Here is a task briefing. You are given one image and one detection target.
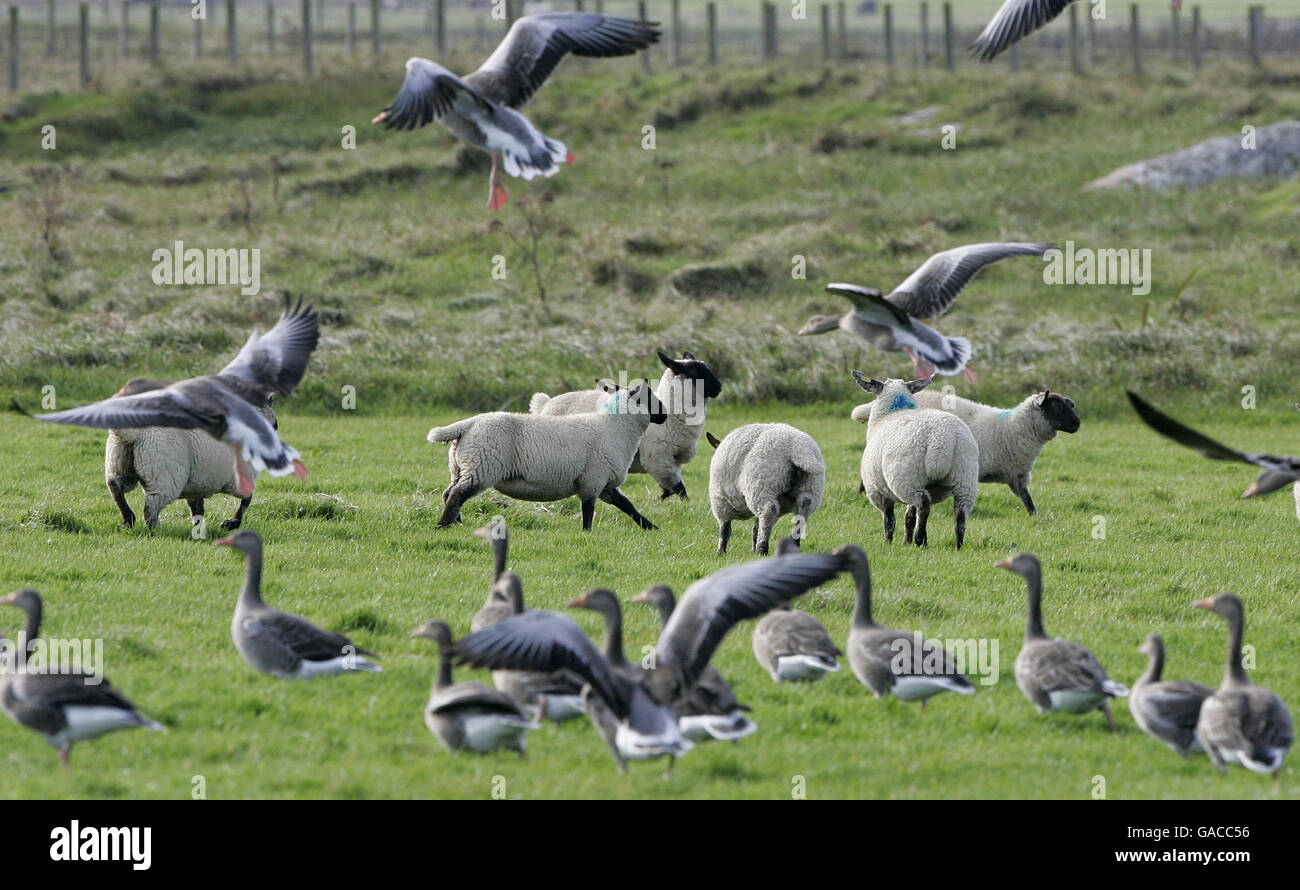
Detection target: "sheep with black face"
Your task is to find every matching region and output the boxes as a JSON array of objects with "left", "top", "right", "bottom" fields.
[{"left": 428, "top": 380, "right": 667, "bottom": 531}]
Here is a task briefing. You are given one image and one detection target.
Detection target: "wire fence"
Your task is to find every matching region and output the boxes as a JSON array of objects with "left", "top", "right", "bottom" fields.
[{"left": 3, "top": 1, "right": 1298, "bottom": 94}]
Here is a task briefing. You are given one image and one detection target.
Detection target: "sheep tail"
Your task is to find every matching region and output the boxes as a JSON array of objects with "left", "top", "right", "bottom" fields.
[
  {"left": 427, "top": 418, "right": 476, "bottom": 444},
  {"left": 789, "top": 438, "right": 824, "bottom": 477},
  {"left": 528, "top": 392, "right": 551, "bottom": 415}
]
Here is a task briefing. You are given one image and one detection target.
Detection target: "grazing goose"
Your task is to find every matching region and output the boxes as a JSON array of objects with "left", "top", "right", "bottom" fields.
[
  {"left": 1, "top": 590, "right": 164, "bottom": 765},
  {"left": 752, "top": 536, "right": 842, "bottom": 683},
  {"left": 801, "top": 242, "right": 1051, "bottom": 382},
  {"left": 30, "top": 298, "right": 319, "bottom": 498},
  {"left": 1127, "top": 391, "right": 1300, "bottom": 524},
  {"left": 841, "top": 547, "right": 974, "bottom": 707},
  {"left": 452, "top": 550, "right": 849, "bottom": 774},
  {"left": 996, "top": 553, "right": 1128, "bottom": 730},
  {"left": 1194, "top": 594, "right": 1293, "bottom": 776},
  {"left": 970, "top": 0, "right": 1077, "bottom": 62},
  {"left": 633, "top": 585, "right": 758, "bottom": 743},
  {"left": 410, "top": 620, "right": 538, "bottom": 756},
  {"left": 373, "top": 13, "right": 660, "bottom": 210},
  {"left": 1130, "top": 633, "right": 1212, "bottom": 759},
  {"left": 217, "top": 530, "right": 382, "bottom": 679}
]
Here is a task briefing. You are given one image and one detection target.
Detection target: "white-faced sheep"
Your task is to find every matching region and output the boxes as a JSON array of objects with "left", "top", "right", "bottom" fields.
[
  {"left": 428, "top": 381, "right": 667, "bottom": 531},
  {"left": 705, "top": 423, "right": 825, "bottom": 555},
  {"left": 104, "top": 377, "right": 275, "bottom": 531},
  {"left": 853, "top": 372, "right": 978, "bottom": 549},
  {"left": 852, "top": 388, "right": 1079, "bottom": 514},
  {"left": 528, "top": 351, "right": 723, "bottom": 500}
]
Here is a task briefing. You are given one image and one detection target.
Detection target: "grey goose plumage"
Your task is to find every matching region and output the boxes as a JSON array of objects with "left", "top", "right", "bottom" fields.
[
  {"left": 752, "top": 535, "right": 842, "bottom": 683},
  {"left": 373, "top": 13, "right": 660, "bottom": 209},
  {"left": 841, "top": 546, "right": 974, "bottom": 706},
  {"left": 1, "top": 589, "right": 163, "bottom": 765},
  {"left": 970, "top": 0, "right": 1077, "bottom": 62},
  {"left": 997, "top": 553, "right": 1127, "bottom": 729},
  {"left": 218, "top": 530, "right": 382, "bottom": 679},
  {"left": 410, "top": 620, "right": 538, "bottom": 755},
  {"left": 1130, "top": 633, "right": 1212, "bottom": 759},
  {"left": 633, "top": 585, "right": 757, "bottom": 743},
  {"left": 452, "top": 550, "right": 849, "bottom": 773},
  {"left": 31, "top": 297, "right": 320, "bottom": 498},
  {"left": 1194, "top": 594, "right": 1293, "bottom": 776}
]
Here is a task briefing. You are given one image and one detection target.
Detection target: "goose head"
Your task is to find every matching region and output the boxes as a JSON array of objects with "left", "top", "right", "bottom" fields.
[
  {"left": 568, "top": 588, "right": 621, "bottom": 620},
  {"left": 410, "top": 620, "right": 454, "bottom": 647},
  {"left": 797, "top": 314, "right": 841, "bottom": 336},
  {"left": 1194, "top": 593, "right": 1243, "bottom": 622},
  {"left": 215, "top": 528, "right": 263, "bottom": 556},
  {"left": 0, "top": 588, "right": 41, "bottom": 614},
  {"left": 993, "top": 552, "right": 1040, "bottom": 578},
  {"left": 632, "top": 584, "right": 676, "bottom": 625},
  {"left": 1138, "top": 633, "right": 1163, "bottom": 660}
]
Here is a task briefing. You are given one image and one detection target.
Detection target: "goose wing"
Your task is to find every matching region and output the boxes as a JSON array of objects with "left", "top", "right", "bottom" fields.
[
  {"left": 970, "top": 0, "right": 1076, "bottom": 62},
  {"left": 887, "top": 242, "right": 1052, "bottom": 319},
  {"left": 452, "top": 610, "right": 630, "bottom": 718},
  {"left": 218, "top": 297, "right": 321, "bottom": 396},
  {"left": 1023, "top": 639, "right": 1110, "bottom": 693},
  {"left": 1142, "top": 681, "right": 1213, "bottom": 729},
  {"left": 1127, "top": 391, "right": 1300, "bottom": 480},
  {"left": 655, "top": 552, "right": 847, "bottom": 695},
  {"left": 32, "top": 383, "right": 217, "bottom": 432},
  {"left": 825, "top": 283, "right": 912, "bottom": 327},
  {"left": 244, "top": 609, "right": 371, "bottom": 663},
  {"left": 375, "top": 57, "right": 495, "bottom": 131},
  {"left": 428, "top": 682, "right": 527, "bottom": 717},
  {"left": 468, "top": 13, "right": 661, "bottom": 108}
]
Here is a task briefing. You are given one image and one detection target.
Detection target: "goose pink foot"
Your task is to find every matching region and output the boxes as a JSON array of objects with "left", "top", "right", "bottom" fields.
[
  {"left": 961, "top": 366, "right": 978, "bottom": 383},
  {"left": 487, "top": 152, "right": 508, "bottom": 210}
]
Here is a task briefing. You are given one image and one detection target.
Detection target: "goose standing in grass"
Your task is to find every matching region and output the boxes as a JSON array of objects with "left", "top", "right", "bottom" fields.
[
  {"left": 0, "top": 590, "right": 163, "bottom": 765},
  {"left": 751, "top": 537, "right": 842, "bottom": 683},
  {"left": 1130, "top": 634, "right": 1212, "bottom": 759},
  {"left": 800, "top": 242, "right": 1051, "bottom": 381},
  {"left": 1194, "top": 594, "right": 1293, "bottom": 776},
  {"left": 970, "top": 0, "right": 1078, "bottom": 62},
  {"left": 29, "top": 297, "right": 320, "bottom": 498},
  {"left": 841, "top": 546, "right": 974, "bottom": 707},
  {"left": 996, "top": 553, "right": 1128, "bottom": 730},
  {"left": 470, "top": 518, "right": 521, "bottom": 632},
  {"left": 217, "top": 530, "right": 382, "bottom": 679},
  {"left": 373, "top": 13, "right": 660, "bottom": 210},
  {"left": 453, "top": 550, "right": 849, "bottom": 775},
  {"left": 410, "top": 620, "right": 538, "bottom": 756},
  {"left": 632, "top": 585, "right": 757, "bottom": 743},
  {"left": 1127, "top": 391, "right": 1300, "bottom": 525}
]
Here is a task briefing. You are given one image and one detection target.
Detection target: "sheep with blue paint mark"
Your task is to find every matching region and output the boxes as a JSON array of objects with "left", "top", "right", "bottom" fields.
[
  {"left": 851, "top": 387, "right": 1079, "bottom": 514},
  {"left": 853, "top": 372, "right": 978, "bottom": 549}
]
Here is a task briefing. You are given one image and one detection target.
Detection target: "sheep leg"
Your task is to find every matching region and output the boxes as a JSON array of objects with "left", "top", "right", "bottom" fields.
[
  {"left": 580, "top": 498, "right": 596, "bottom": 531},
  {"left": 143, "top": 491, "right": 172, "bottom": 531},
  {"left": 437, "top": 479, "right": 482, "bottom": 527},
  {"left": 106, "top": 478, "right": 136, "bottom": 529},
  {"left": 904, "top": 505, "right": 916, "bottom": 544},
  {"left": 221, "top": 496, "right": 253, "bottom": 531},
  {"left": 753, "top": 502, "right": 778, "bottom": 555},
  {"left": 954, "top": 499, "right": 972, "bottom": 550},
  {"left": 186, "top": 498, "right": 207, "bottom": 538},
  {"left": 599, "top": 488, "right": 657, "bottom": 531},
  {"left": 1010, "top": 478, "right": 1036, "bottom": 515},
  {"left": 881, "top": 499, "right": 896, "bottom": 543},
  {"left": 716, "top": 520, "right": 732, "bottom": 555},
  {"left": 858, "top": 479, "right": 865, "bottom": 494},
  {"left": 913, "top": 492, "right": 931, "bottom": 547}
]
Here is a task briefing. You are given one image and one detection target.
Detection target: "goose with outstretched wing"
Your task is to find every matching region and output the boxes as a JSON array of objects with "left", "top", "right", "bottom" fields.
[
  {"left": 29, "top": 297, "right": 319, "bottom": 497},
  {"left": 970, "top": 0, "right": 1078, "bottom": 62},
  {"left": 373, "top": 13, "right": 660, "bottom": 210},
  {"left": 802, "top": 242, "right": 1051, "bottom": 382}
]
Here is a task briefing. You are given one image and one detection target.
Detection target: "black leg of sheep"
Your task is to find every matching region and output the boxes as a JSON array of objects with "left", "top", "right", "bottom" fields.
[
  {"left": 106, "top": 477, "right": 136, "bottom": 529},
  {"left": 599, "top": 488, "right": 657, "bottom": 531}
]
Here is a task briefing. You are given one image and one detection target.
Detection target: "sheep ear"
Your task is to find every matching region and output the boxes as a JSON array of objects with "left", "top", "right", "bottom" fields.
[
  {"left": 851, "top": 371, "right": 883, "bottom": 394},
  {"left": 1038, "top": 390, "right": 1050, "bottom": 406},
  {"left": 682, "top": 351, "right": 696, "bottom": 361},
  {"left": 658, "top": 351, "right": 686, "bottom": 374},
  {"left": 906, "top": 376, "right": 935, "bottom": 394},
  {"left": 706, "top": 432, "right": 721, "bottom": 448}
]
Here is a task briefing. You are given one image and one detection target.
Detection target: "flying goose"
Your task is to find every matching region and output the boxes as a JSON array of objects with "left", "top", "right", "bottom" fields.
[
  {"left": 751, "top": 536, "right": 842, "bottom": 682},
  {"left": 1194, "top": 594, "right": 1293, "bottom": 776},
  {"left": 970, "top": 0, "right": 1077, "bottom": 62},
  {"left": 1, "top": 590, "right": 164, "bottom": 765},
  {"left": 452, "top": 550, "right": 849, "bottom": 774},
  {"left": 841, "top": 546, "right": 974, "bottom": 707},
  {"left": 373, "top": 13, "right": 660, "bottom": 210},
  {"left": 996, "top": 553, "right": 1128, "bottom": 730},
  {"left": 632, "top": 585, "right": 757, "bottom": 743},
  {"left": 217, "top": 530, "right": 382, "bottom": 679},
  {"left": 801, "top": 242, "right": 1051, "bottom": 382},
  {"left": 1127, "top": 391, "right": 1300, "bottom": 523},
  {"left": 31, "top": 297, "right": 320, "bottom": 498},
  {"left": 410, "top": 620, "right": 538, "bottom": 756},
  {"left": 1130, "top": 633, "right": 1212, "bottom": 759}
]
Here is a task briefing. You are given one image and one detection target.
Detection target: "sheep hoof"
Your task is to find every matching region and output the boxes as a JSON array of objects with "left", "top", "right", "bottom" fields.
[{"left": 219, "top": 518, "right": 242, "bottom": 531}]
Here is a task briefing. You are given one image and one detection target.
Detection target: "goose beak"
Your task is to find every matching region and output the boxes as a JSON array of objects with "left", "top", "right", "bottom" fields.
[
  {"left": 409, "top": 627, "right": 428, "bottom": 639},
  {"left": 993, "top": 558, "right": 1012, "bottom": 570},
  {"left": 214, "top": 535, "right": 236, "bottom": 547},
  {"left": 567, "top": 594, "right": 589, "bottom": 608},
  {"left": 1193, "top": 598, "right": 1215, "bottom": 610},
  {"left": 631, "top": 591, "right": 650, "bottom": 604},
  {"left": 0, "top": 593, "right": 15, "bottom": 605},
  {"left": 473, "top": 524, "right": 492, "bottom": 540},
  {"left": 1242, "top": 482, "right": 1259, "bottom": 498}
]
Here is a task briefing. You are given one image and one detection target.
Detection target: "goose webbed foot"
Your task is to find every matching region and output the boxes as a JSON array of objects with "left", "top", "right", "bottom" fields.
[
  {"left": 961, "top": 365, "right": 978, "bottom": 383},
  {"left": 487, "top": 152, "right": 508, "bottom": 210}
]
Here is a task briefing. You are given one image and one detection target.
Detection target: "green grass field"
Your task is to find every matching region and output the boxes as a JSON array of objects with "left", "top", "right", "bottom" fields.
[{"left": 1, "top": 48, "right": 1298, "bottom": 798}]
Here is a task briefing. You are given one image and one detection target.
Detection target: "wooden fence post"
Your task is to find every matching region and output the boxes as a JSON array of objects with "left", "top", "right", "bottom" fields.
[
  {"left": 639, "top": 1, "right": 650, "bottom": 72},
  {"left": 1248, "top": 6, "right": 1261, "bottom": 68},
  {"left": 267, "top": 2, "right": 275, "bottom": 54},
  {"left": 149, "top": 1, "right": 159, "bottom": 65},
  {"left": 820, "top": 4, "right": 830, "bottom": 60},
  {"left": 228, "top": 0, "right": 238, "bottom": 63},
  {"left": 120, "top": 0, "right": 129, "bottom": 58},
  {"left": 1069, "top": 2, "right": 1080, "bottom": 73},
  {"left": 1191, "top": 6, "right": 1202, "bottom": 71},
  {"left": 435, "top": 0, "right": 445, "bottom": 53},
  {"left": 1087, "top": 5, "right": 1096, "bottom": 66},
  {"left": 1130, "top": 3, "right": 1141, "bottom": 77},
  {"left": 670, "top": 0, "right": 681, "bottom": 66},
  {"left": 884, "top": 3, "right": 894, "bottom": 69},
  {"left": 371, "top": 0, "right": 380, "bottom": 58},
  {"left": 836, "top": 0, "right": 846, "bottom": 59},
  {"left": 46, "top": 0, "right": 55, "bottom": 57},
  {"left": 302, "top": 0, "right": 312, "bottom": 76},
  {"left": 707, "top": 1, "right": 717, "bottom": 65},
  {"left": 919, "top": 1, "right": 929, "bottom": 66},
  {"left": 1171, "top": 5, "right": 1180, "bottom": 64},
  {"left": 347, "top": 2, "right": 356, "bottom": 54},
  {"left": 195, "top": 7, "right": 203, "bottom": 57},
  {"left": 942, "top": 2, "right": 953, "bottom": 71},
  {"left": 9, "top": 7, "right": 18, "bottom": 92},
  {"left": 79, "top": 3, "right": 89, "bottom": 89}
]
